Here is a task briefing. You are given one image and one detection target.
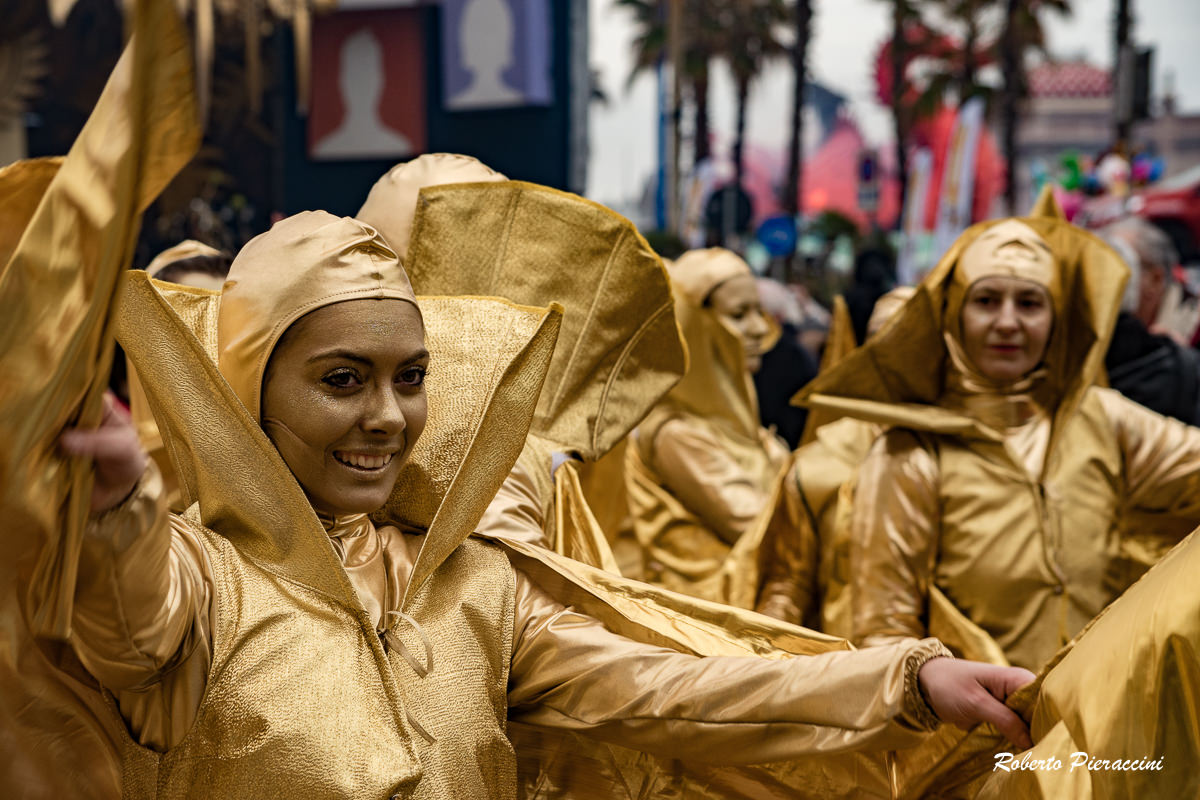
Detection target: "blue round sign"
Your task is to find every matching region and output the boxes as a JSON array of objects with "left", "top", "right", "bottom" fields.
[{"left": 756, "top": 215, "right": 799, "bottom": 257}]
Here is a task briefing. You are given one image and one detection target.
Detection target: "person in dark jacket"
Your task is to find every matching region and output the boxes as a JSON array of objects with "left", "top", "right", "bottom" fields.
[{"left": 1103, "top": 220, "right": 1200, "bottom": 425}]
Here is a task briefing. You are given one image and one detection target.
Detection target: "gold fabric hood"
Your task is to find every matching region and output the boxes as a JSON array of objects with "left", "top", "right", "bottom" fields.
[
  {"left": 119, "top": 270, "right": 559, "bottom": 608},
  {"left": 216, "top": 211, "right": 418, "bottom": 421},
  {"left": 356, "top": 153, "right": 507, "bottom": 263},
  {"left": 400, "top": 180, "right": 687, "bottom": 462},
  {"left": 795, "top": 188, "right": 1128, "bottom": 446},
  {"left": 657, "top": 248, "right": 764, "bottom": 443}
]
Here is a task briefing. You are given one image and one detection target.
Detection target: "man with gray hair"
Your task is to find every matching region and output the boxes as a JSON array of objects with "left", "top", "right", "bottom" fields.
[{"left": 1104, "top": 218, "right": 1200, "bottom": 424}]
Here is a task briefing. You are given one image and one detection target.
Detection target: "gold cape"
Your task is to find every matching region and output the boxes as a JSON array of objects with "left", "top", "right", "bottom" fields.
[
  {"left": 395, "top": 178, "right": 687, "bottom": 575},
  {"left": 628, "top": 249, "right": 789, "bottom": 605},
  {"left": 0, "top": 0, "right": 198, "bottom": 795}
]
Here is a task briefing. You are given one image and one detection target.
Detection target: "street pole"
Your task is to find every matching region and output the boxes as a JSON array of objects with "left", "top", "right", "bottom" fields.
[
  {"left": 1114, "top": 0, "right": 1133, "bottom": 151},
  {"left": 667, "top": 0, "right": 684, "bottom": 233}
]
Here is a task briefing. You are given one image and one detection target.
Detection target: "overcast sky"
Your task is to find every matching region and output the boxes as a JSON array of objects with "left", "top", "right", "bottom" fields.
[{"left": 586, "top": 0, "right": 1200, "bottom": 207}]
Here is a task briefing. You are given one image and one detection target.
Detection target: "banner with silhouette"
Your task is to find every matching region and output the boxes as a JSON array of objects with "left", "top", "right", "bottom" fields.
[
  {"left": 308, "top": 9, "right": 426, "bottom": 160},
  {"left": 441, "top": 0, "right": 552, "bottom": 111}
]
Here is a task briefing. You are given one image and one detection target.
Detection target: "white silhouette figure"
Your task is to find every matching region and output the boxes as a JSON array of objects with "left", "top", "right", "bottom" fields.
[
  {"left": 314, "top": 27, "right": 413, "bottom": 159},
  {"left": 448, "top": 0, "right": 524, "bottom": 109}
]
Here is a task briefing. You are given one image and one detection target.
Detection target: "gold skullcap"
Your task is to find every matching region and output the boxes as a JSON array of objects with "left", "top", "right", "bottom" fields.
[
  {"left": 954, "top": 219, "right": 1059, "bottom": 296},
  {"left": 867, "top": 286, "right": 916, "bottom": 338},
  {"left": 217, "top": 210, "right": 417, "bottom": 421},
  {"left": 670, "top": 248, "right": 753, "bottom": 307},
  {"left": 357, "top": 153, "right": 507, "bottom": 262},
  {"left": 145, "top": 239, "right": 224, "bottom": 278}
]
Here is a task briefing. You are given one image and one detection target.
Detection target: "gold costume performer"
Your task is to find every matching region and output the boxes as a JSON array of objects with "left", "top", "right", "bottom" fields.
[
  {"left": 799, "top": 198, "right": 1200, "bottom": 672},
  {"left": 357, "top": 156, "right": 685, "bottom": 574},
  {"left": 627, "top": 248, "right": 790, "bottom": 605},
  {"left": 757, "top": 287, "right": 915, "bottom": 634}
]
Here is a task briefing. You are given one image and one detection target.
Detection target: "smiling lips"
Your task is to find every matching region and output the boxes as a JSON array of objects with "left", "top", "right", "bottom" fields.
[{"left": 333, "top": 451, "right": 396, "bottom": 471}]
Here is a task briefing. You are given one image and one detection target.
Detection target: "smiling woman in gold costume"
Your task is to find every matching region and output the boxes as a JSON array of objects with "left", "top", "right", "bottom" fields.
[
  {"left": 627, "top": 248, "right": 790, "bottom": 604},
  {"left": 800, "top": 202, "right": 1200, "bottom": 672}
]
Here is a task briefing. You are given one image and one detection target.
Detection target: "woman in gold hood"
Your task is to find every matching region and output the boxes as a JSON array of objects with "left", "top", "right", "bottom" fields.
[
  {"left": 627, "top": 247, "right": 790, "bottom": 604},
  {"left": 800, "top": 206, "right": 1200, "bottom": 672},
  {"left": 40, "top": 206, "right": 1048, "bottom": 797}
]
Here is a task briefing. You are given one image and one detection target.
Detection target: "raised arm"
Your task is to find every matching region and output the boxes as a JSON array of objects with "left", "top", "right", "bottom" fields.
[{"left": 60, "top": 394, "right": 212, "bottom": 749}]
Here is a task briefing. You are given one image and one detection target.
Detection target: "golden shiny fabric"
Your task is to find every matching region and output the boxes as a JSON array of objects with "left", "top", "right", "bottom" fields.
[
  {"left": 106, "top": 247, "right": 956, "bottom": 799},
  {"left": 758, "top": 288, "right": 911, "bottom": 631},
  {"left": 629, "top": 250, "right": 788, "bottom": 604},
  {"left": 799, "top": 295, "right": 856, "bottom": 446},
  {"left": 756, "top": 417, "right": 881, "bottom": 634},
  {"left": 144, "top": 240, "right": 223, "bottom": 278},
  {"left": 798, "top": 199, "right": 1200, "bottom": 673},
  {"left": 977, "top": 527, "right": 1200, "bottom": 799},
  {"left": 356, "top": 153, "right": 507, "bottom": 263},
  {"left": 0, "top": 1, "right": 197, "bottom": 796},
  {"left": 129, "top": 240, "right": 227, "bottom": 511},
  {"left": 400, "top": 180, "right": 687, "bottom": 463}
]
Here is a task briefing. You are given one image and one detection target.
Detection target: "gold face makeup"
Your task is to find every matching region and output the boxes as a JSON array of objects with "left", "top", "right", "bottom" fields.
[
  {"left": 708, "top": 274, "right": 771, "bottom": 373},
  {"left": 261, "top": 298, "right": 429, "bottom": 517}
]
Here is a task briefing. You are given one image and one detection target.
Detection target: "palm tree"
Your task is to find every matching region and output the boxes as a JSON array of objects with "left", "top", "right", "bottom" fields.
[
  {"left": 878, "top": 0, "right": 924, "bottom": 224},
  {"left": 998, "top": 0, "right": 1070, "bottom": 213},
  {"left": 617, "top": 0, "right": 724, "bottom": 171},
  {"left": 718, "top": 0, "right": 790, "bottom": 191}
]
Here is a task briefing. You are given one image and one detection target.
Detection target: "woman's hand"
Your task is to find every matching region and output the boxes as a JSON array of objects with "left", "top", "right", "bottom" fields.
[
  {"left": 59, "top": 392, "right": 148, "bottom": 515},
  {"left": 918, "top": 656, "right": 1035, "bottom": 750}
]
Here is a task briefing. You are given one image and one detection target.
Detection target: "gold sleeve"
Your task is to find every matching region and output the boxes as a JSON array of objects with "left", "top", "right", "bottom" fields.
[
  {"left": 69, "top": 463, "right": 213, "bottom": 751},
  {"left": 754, "top": 461, "right": 819, "bottom": 626},
  {"left": 849, "top": 430, "right": 939, "bottom": 648},
  {"left": 507, "top": 566, "right": 947, "bottom": 764},
  {"left": 477, "top": 454, "right": 550, "bottom": 549},
  {"left": 1100, "top": 387, "right": 1200, "bottom": 526},
  {"left": 649, "top": 418, "right": 771, "bottom": 546}
]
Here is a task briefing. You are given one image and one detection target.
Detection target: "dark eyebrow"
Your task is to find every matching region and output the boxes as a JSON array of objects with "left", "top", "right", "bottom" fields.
[
  {"left": 307, "top": 349, "right": 373, "bottom": 366},
  {"left": 306, "top": 348, "right": 431, "bottom": 366}
]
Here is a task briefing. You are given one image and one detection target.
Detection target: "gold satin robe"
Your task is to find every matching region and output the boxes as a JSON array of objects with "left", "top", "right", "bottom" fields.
[
  {"left": 629, "top": 408, "right": 789, "bottom": 604},
  {"left": 755, "top": 417, "right": 881, "bottom": 634},
  {"left": 849, "top": 385, "right": 1200, "bottom": 671},
  {"left": 75, "top": 465, "right": 949, "bottom": 799}
]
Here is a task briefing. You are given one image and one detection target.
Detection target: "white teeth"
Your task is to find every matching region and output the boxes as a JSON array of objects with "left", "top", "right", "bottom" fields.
[{"left": 335, "top": 452, "right": 394, "bottom": 470}]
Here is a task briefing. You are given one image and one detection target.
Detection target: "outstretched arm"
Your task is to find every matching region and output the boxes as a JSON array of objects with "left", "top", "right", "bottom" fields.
[{"left": 507, "top": 566, "right": 1032, "bottom": 763}]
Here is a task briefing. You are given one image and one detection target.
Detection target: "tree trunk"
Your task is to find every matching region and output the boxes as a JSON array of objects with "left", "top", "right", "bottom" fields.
[
  {"left": 962, "top": 2, "right": 978, "bottom": 97},
  {"left": 694, "top": 62, "right": 711, "bottom": 165},
  {"left": 891, "top": 1, "right": 909, "bottom": 229},
  {"left": 1000, "top": 0, "right": 1021, "bottom": 214},
  {"left": 784, "top": 0, "right": 811, "bottom": 218},
  {"left": 734, "top": 72, "right": 749, "bottom": 193}
]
